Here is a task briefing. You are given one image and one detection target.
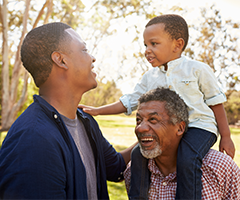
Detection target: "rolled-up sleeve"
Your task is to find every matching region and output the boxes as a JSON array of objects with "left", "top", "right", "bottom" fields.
[
  {"left": 119, "top": 74, "right": 148, "bottom": 115},
  {"left": 198, "top": 64, "right": 227, "bottom": 106}
]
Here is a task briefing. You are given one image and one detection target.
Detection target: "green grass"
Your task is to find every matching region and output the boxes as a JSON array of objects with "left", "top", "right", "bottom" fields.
[{"left": 95, "top": 115, "right": 240, "bottom": 200}]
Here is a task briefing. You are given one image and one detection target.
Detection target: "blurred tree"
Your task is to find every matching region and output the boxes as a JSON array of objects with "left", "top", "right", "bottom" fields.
[
  {"left": 80, "top": 79, "right": 122, "bottom": 107},
  {"left": 224, "top": 90, "right": 240, "bottom": 125},
  {"left": 185, "top": 5, "right": 240, "bottom": 90},
  {"left": 1, "top": 0, "right": 30, "bottom": 131}
]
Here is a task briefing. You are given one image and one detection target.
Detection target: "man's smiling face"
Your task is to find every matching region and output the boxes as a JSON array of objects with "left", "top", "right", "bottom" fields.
[{"left": 135, "top": 100, "right": 180, "bottom": 159}]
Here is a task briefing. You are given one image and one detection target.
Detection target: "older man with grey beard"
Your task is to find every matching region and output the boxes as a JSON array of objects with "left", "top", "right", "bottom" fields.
[{"left": 124, "top": 87, "right": 240, "bottom": 200}]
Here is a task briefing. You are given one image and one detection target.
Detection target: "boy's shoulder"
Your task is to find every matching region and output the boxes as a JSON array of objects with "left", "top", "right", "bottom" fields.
[{"left": 183, "top": 56, "right": 210, "bottom": 68}]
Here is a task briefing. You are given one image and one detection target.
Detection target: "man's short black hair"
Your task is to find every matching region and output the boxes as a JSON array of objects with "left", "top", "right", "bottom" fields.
[{"left": 21, "top": 22, "right": 71, "bottom": 87}]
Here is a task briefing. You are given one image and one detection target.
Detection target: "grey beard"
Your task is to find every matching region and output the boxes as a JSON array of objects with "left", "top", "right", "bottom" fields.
[{"left": 139, "top": 143, "right": 162, "bottom": 159}]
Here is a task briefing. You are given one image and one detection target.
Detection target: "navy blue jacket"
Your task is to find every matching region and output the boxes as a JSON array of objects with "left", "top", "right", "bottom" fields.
[{"left": 0, "top": 95, "right": 126, "bottom": 199}]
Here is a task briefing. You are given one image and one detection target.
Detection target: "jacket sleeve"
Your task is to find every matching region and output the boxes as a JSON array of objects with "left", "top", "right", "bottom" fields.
[{"left": 0, "top": 127, "right": 67, "bottom": 199}]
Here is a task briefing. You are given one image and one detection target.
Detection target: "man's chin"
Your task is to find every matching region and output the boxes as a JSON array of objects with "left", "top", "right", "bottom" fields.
[{"left": 139, "top": 144, "right": 162, "bottom": 159}]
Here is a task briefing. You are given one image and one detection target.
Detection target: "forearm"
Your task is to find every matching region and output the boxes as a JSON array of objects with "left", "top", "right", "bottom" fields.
[
  {"left": 97, "top": 101, "right": 127, "bottom": 115},
  {"left": 120, "top": 142, "right": 138, "bottom": 165},
  {"left": 210, "top": 103, "right": 230, "bottom": 137}
]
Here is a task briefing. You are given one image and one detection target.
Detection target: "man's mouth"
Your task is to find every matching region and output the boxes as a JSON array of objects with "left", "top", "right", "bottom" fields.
[{"left": 138, "top": 135, "right": 155, "bottom": 149}]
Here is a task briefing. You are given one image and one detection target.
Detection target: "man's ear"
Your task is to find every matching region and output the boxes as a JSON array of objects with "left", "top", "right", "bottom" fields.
[
  {"left": 51, "top": 51, "right": 68, "bottom": 70},
  {"left": 176, "top": 121, "right": 186, "bottom": 136},
  {"left": 173, "top": 38, "right": 184, "bottom": 53}
]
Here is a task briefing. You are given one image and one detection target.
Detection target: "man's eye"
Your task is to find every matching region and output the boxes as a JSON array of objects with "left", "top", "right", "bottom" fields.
[
  {"left": 136, "top": 118, "right": 142, "bottom": 124},
  {"left": 150, "top": 118, "right": 157, "bottom": 123}
]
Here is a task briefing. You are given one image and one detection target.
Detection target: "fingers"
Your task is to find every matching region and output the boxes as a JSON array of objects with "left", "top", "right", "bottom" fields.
[{"left": 219, "top": 147, "right": 235, "bottom": 159}]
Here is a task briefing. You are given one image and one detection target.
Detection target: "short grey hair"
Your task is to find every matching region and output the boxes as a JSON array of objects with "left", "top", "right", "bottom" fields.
[{"left": 138, "top": 87, "right": 189, "bottom": 132}]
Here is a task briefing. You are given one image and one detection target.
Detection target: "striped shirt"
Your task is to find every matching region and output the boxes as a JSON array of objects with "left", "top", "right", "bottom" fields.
[{"left": 124, "top": 149, "right": 240, "bottom": 199}]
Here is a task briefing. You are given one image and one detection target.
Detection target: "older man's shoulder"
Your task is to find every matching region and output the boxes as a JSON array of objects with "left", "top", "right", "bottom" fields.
[{"left": 202, "top": 149, "right": 239, "bottom": 174}]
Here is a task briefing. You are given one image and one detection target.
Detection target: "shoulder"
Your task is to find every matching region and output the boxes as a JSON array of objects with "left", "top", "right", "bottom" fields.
[
  {"left": 202, "top": 149, "right": 240, "bottom": 177},
  {"left": 182, "top": 56, "right": 211, "bottom": 69}
]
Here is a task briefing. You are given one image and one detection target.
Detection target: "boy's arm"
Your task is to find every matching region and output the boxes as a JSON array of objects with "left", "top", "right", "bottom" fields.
[
  {"left": 78, "top": 101, "right": 127, "bottom": 116},
  {"left": 210, "top": 103, "right": 235, "bottom": 158}
]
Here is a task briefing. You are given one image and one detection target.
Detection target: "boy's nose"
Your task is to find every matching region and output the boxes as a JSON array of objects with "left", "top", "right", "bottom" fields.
[{"left": 145, "top": 48, "right": 151, "bottom": 57}]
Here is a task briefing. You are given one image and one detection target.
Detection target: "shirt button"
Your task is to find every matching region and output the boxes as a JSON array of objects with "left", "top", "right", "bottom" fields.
[
  {"left": 169, "top": 85, "right": 172, "bottom": 89},
  {"left": 167, "top": 73, "right": 170, "bottom": 76},
  {"left": 162, "top": 182, "right": 167, "bottom": 186},
  {"left": 54, "top": 114, "right": 58, "bottom": 119}
]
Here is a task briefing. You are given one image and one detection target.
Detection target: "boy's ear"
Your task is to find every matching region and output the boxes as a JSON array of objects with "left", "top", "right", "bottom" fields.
[
  {"left": 174, "top": 38, "right": 185, "bottom": 53},
  {"left": 51, "top": 51, "right": 68, "bottom": 70}
]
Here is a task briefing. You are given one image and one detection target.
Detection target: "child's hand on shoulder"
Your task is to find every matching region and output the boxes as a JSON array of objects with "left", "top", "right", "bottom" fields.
[
  {"left": 78, "top": 104, "right": 99, "bottom": 116},
  {"left": 219, "top": 136, "right": 235, "bottom": 159}
]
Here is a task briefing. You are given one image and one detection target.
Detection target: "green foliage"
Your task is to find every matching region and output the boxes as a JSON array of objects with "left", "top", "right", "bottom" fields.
[
  {"left": 80, "top": 79, "right": 122, "bottom": 107},
  {"left": 224, "top": 90, "right": 240, "bottom": 125}
]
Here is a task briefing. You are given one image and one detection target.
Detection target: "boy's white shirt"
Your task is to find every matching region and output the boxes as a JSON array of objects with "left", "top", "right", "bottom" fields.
[{"left": 120, "top": 56, "right": 226, "bottom": 136}]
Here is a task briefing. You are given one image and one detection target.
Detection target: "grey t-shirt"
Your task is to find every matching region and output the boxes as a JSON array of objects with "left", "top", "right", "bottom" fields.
[{"left": 61, "top": 114, "right": 98, "bottom": 199}]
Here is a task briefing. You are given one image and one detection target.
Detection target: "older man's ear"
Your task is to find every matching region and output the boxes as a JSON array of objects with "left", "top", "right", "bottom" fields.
[{"left": 176, "top": 121, "right": 186, "bottom": 136}]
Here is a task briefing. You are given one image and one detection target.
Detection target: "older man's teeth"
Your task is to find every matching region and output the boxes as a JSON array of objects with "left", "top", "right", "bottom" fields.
[{"left": 141, "top": 138, "right": 153, "bottom": 142}]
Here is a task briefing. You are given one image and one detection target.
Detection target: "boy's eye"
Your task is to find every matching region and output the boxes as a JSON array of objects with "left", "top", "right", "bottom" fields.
[{"left": 151, "top": 42, "right": 156, "bottom": 45}]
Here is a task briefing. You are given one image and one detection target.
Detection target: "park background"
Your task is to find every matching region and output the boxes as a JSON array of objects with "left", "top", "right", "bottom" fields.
[{"left": 0, "top": 0, "right": 240, "bottom": 199}]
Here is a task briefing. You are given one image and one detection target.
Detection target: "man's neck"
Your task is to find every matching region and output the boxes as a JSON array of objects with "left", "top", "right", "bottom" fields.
[
  {"left": 154, "top": 154, "right": 177, "bottom": 177},
  {"left": 39, "top": 87, "right": 82, "bottom": 119}
]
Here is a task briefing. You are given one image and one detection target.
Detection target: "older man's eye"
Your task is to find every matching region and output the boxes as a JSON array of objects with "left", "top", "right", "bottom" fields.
[
  {"left": 150, "top": 118, "right": 157, "bottom": 123},
  {"left": 136, "top": 118, "right": 142, "bottom": 124}
]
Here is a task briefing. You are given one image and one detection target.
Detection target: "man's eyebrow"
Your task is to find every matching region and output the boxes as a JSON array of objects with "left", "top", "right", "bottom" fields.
[
  {"left": 148, "top": 112, "right": 159, "bottom": 116},
  {"left": 136, "top": 111, "right": 159, "bottom": 117}
]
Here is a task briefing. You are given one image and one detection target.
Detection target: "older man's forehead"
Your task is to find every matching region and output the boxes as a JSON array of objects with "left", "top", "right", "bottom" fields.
[{"left": 137, "top": 101, "right": 167, "bottom": 115}]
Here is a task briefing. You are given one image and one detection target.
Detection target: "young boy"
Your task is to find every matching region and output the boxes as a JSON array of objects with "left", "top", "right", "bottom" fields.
[{"left": 79, "top": 14, "right": 235, "bottom": 199}]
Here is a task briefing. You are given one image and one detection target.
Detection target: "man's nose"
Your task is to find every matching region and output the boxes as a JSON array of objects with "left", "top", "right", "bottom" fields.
[{"left": 135, "top": 121, "right": 150, "bottom": 133}]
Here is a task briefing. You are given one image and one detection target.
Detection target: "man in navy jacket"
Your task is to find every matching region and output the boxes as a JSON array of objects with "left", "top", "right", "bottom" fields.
[{"left": 0, "top": 22, "right": 135, "bottom": 199}]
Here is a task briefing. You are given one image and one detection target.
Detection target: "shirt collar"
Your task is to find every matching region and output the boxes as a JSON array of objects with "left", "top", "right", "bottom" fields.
[
  {"left": 158, "top": 56, "right": 185, "bottom": 73},
  {"left": 148, "top": 159, "right": 177, "bottom": 181}
]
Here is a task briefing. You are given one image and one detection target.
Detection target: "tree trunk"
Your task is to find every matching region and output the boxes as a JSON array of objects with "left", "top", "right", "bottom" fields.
[
  {"left": 0, "top": 0, "right": 31, "bottom": 131},
  {"left": 1, "top": 0, "right": 10, "bottom": 131}
]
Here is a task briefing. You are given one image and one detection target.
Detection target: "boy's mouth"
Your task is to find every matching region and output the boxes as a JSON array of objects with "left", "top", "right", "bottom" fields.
[{"left": 147, "top": 57, "right": 155, "bottom": 64}]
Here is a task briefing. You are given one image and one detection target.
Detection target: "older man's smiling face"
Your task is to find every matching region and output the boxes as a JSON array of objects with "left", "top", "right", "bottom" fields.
[{"left": 135, "top": 101, "right": 180, "bottom": 159}]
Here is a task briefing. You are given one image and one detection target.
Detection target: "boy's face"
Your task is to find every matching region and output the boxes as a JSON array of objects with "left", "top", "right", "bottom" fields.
[{"left": 143, "top": 23, "right": 179, "bottom": 69}]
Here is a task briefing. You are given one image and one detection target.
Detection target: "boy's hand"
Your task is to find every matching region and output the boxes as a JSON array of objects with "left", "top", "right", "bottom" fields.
[
  {"left": 219, "top": 136, "right": 235, "bottom": 159},
  {"left": 78, "top": 104, "right": 99, "bottom": 116}
]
